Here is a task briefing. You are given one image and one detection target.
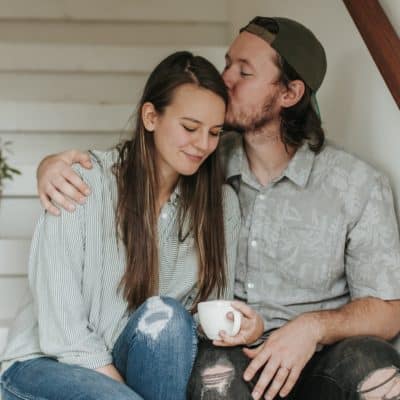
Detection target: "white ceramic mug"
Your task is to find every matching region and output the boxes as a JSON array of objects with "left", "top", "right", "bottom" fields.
[{"left": 198, "top": 300, "right": 242, "bottom": 340}]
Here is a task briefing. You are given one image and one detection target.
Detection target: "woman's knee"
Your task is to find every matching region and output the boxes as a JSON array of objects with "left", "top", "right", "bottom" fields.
[
  {"left": 131, "top": 296, "right": 195, "bottom": 341},
  {"left": 124, "top": 296, "right": 196, "bottom": 341}
]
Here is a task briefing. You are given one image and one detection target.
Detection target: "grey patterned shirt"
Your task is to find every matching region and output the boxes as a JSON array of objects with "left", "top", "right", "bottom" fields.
[
  {"left": 1, "top": 149, "right": 241, "bottom": 372},
  {"left": 221, "top": 132, "right": 400, "bottom": 334}
]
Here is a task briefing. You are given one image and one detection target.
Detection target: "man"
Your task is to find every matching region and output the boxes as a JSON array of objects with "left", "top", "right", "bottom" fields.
[{"left": 37, "top": 17, "right": 400, "bottom": 399}]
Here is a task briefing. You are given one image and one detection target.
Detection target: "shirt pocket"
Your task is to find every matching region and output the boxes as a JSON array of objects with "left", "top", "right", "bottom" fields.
[{"left": 276, "top": 219, "right": 342, "bottom": 290}]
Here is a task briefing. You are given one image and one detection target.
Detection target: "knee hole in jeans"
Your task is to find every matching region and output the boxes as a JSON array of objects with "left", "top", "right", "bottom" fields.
[{"left": 358, "top": 367, "right": 400, "bottom": 400}]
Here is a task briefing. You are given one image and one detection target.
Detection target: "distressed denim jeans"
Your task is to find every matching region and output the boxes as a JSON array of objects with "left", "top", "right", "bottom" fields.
[
  {"left": 188, "top": 336, "right": 400, "bottom": 399},
  {"left": 1, "top": 296, "right": 198, "bottom": 400}
]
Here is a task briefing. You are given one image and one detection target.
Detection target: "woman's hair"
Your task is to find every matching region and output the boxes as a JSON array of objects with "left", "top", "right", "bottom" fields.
[
  {"left": 277, "top": 57, "right": 325, "bottom": 153},
  {"left": 115, "top": 51, "right": 228, "bottom": 312}
]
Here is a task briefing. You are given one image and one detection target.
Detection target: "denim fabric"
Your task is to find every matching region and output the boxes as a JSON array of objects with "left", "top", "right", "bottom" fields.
[
  {"left": 188, "top": 336, "right": 400, "bottom": 400},
  {"left": 1, "top": 296, "right": 197, "bottom": 400}
]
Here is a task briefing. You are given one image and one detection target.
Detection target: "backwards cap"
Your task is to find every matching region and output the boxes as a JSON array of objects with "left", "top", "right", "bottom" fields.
[{"left": 241, "top": 17, "right": 327, "bottom": 91}]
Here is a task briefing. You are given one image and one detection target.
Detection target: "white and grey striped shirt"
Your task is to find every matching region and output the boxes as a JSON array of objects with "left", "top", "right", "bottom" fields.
[{"left": 1, "top": 150, "right": 241, "bottom": 372}]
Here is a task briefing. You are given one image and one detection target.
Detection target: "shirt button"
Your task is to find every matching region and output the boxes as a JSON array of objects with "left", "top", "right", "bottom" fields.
[
  {"left": 247, "top": 282, "right": 255, "bottom": 289},
  {"left": 259, "top": 194, "right": 265, "bottom": 200},
  {"left": 161, "top": 213, "right": 168, "bottom": 219},
  {"left": 250, "top": 240, "right": 257, "bottom": 248}
]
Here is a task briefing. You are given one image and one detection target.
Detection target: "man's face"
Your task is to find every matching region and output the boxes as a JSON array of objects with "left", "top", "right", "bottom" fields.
[{"left": 222, "top": 31, "right": 283, "bottom": 132}]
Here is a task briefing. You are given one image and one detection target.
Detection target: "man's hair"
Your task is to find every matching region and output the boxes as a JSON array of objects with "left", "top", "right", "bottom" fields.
[{"left": 277, "top": 55, "right": 325, "bottom": 153}]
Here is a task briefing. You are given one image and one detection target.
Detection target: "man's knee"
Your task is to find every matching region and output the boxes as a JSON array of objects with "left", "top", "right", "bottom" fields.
[
  {"left": 318, "top": 336, "right": 400, "bottom": 398},
  {"left": 358, "top": 367, "right": 400, "bottom": 399},
  {"left": 188, "top": 341, "right": 252, "bottom": 399}
]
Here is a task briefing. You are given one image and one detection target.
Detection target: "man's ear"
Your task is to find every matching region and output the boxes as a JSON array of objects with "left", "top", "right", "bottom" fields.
[
  {"left": 141, "top": 102, "right": 158, "bottom": 131},
  {"left": 281, "top": 80, "right": 305, "bottom": 108}
]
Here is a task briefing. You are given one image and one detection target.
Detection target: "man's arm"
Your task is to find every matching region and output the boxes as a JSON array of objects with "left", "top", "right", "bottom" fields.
[
  {"left": 37, "top": 150, "right": 92, "bottom": 215},
  {"left": 314, "top": 297, "right": 400, "bottom": 344},
  {"left": 243, "top": 297, "right": 400, "bottom": 400}
]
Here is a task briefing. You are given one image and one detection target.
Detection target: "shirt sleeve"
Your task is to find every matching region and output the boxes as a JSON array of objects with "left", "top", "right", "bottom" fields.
[
  {"left": 28, "top": 165, "right": 112, "bottom": 369},
  {"left": 222, "top": 184, "right": 241, "bottom": 300},
  {"left": 345, "top": 173, "right": 400, "bottom": 300}
]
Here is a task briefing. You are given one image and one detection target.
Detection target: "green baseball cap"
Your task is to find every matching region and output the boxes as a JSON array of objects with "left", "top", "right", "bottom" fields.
[
  {"left": 240, "top": 17, "right": 326, "bottom": 118},
  {"left": 240, "top": 17, "right": 327, "bottom": 91}
]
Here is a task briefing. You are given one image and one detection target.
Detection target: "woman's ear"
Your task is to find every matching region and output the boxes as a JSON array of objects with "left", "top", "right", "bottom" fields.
[
  {"left": 281, "top": 80, "right": 305, "bottom": 108},
  {"left": 141, "top": 102, "right": 158, "bottom": 132}
]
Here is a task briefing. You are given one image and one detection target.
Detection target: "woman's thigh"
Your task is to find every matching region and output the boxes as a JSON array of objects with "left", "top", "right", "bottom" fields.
[{"left": 1, "top": 357, "right": 142, "bottom": 400}]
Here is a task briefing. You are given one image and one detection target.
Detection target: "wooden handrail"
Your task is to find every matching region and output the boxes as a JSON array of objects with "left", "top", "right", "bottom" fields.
[{"left": 343, "top": 0, "right": 400, "bottom": 108}]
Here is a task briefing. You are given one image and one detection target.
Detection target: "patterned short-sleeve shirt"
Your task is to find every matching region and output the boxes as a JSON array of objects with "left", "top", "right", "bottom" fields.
[{"left": 221, "top": 132, "right": 400, "bottom": 334}]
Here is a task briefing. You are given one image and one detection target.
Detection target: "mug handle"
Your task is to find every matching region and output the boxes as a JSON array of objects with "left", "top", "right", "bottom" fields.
[{"left": 230, "top": 309, "right": 242, "bottom": 336}]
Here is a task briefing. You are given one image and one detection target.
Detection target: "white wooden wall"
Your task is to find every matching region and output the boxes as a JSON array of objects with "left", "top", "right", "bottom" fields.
[{"left": 0, "top": 0, "right": 228, "bottom": 363}]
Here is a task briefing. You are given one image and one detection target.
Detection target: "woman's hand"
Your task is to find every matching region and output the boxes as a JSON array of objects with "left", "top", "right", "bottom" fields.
[
  {"left": 213, "top": 301, "right": 264, "bottom": 346},
  {"left": 37, "top": 150, "right": 92, "bottom": 215},
  {"left": 96, "top": 364, "right": 125, "bottom": 383}
]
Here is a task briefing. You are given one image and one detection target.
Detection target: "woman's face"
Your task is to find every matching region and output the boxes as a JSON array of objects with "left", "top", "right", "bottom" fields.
[{"left": 143, "top": 83, "right": 226, "bottom": 182}]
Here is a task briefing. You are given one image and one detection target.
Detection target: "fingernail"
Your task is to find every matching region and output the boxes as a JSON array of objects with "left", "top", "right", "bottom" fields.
[
  {"left": 244, "top": 373, "right": 250, "bottom": 381},
  {"left": 68, "top": 204, "right": 75, "bottom": 211},
  {"left": 78, "top": 197, "right": 86, "bottom": 204},
  {"left": 84, "top": 189, "right": 90, "bottom": 195},
  {"left": 252, "top": 391, "right": 259, "bottom": 399}
]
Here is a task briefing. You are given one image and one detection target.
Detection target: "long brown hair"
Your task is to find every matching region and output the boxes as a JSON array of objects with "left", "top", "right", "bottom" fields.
[{"left": 116, "top": 51, "right": 229, "bottom": 312}]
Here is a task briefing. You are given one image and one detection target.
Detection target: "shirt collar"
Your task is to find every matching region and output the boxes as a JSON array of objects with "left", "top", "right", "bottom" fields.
[
  {"left": 282, "top": 143, "right": 315, "bottom": 188},
  {"left": 225, "top": 135, "right": 246, "bottom": 180},
  {"left": 225, "top": 139, "right": 315, "bottom": 189}
]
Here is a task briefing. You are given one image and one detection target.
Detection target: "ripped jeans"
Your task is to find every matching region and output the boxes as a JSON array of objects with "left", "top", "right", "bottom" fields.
[
  {"left": 188, "top": 336, "right": 400, "bottom": 400},
  {"left": 1, "top": 296, "right": 198, "bottom": 400}
]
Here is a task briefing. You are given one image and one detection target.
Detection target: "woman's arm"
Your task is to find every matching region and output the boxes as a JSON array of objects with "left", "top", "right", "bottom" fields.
[{"left": 30, "top": 164, "right": 112, "bottom": 370}]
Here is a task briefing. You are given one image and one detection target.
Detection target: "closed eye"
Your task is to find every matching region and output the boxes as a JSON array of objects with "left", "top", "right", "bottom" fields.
[{"left": 182, "top": 124, "right": 197, "bottom": 132}]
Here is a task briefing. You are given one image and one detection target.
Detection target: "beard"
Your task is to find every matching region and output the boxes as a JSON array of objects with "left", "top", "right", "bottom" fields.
[{"left": 224, "top": 92, "right": 280, "bottom": 134}]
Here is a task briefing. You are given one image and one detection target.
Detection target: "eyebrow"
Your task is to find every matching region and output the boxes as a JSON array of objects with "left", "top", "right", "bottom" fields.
[
  {"left": 181, "top": 117, "right": 223, "bottom": 128},
  {"left": 225, "top": 53, "right": 253, "bottom": 68}
]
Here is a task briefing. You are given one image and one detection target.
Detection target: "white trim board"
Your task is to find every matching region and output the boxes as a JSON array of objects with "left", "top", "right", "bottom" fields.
[
  {"left": 0, "top": 44, "right": 225, "bottom": 73},
  {"left": 0, "top": 0, "right": 228, "bottom": 22},
  {"left": 0, "top": 198, "right": 42, "bottom": 238},
  {"left": 0, "top": 277, "right": 28, "bottom": 321},
  {"left": 0, "top": 102, "right": 134, "bottom": 132},
  {"left": 0, "top": 239, "right": 30, "bottom": 275},
  {"left": 2, "top": 165, "right": 36, "bottom": 197}
]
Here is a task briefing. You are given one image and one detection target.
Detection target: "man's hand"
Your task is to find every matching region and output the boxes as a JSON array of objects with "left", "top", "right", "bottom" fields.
[
  {"left": 243, "top": 313, "right": 321, "bottom": 400},
  {"left": 37, "top": 150, "right": 92, "bottom": 215},
  {"left": 213, "top": 301, "right": 264, "bottom": 347}
]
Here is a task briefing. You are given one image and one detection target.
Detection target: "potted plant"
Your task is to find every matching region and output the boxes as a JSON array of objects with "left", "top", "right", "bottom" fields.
[{"left": 0, "top": 139, "right": 21, "bottom": 195}]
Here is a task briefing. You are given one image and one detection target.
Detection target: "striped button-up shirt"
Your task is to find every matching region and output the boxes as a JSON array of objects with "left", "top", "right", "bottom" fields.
[{"left": 1, "top": 149, "right": 241, "bottom": 371}]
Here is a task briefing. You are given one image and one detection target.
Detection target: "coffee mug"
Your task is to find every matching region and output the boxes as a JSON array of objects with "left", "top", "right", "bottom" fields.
[{"left": 198, "top": 300, "right": 242, "bottom": 340}]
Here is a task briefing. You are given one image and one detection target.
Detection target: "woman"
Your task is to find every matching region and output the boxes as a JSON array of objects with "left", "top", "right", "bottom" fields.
[{"left": 0, "top": 51, "right": 240, "bottom": 400}]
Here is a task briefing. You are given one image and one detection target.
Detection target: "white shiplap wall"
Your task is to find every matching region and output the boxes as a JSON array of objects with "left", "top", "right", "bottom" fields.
[{"left": 0, "top": 0, "right": 228, "bottom": 366}]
